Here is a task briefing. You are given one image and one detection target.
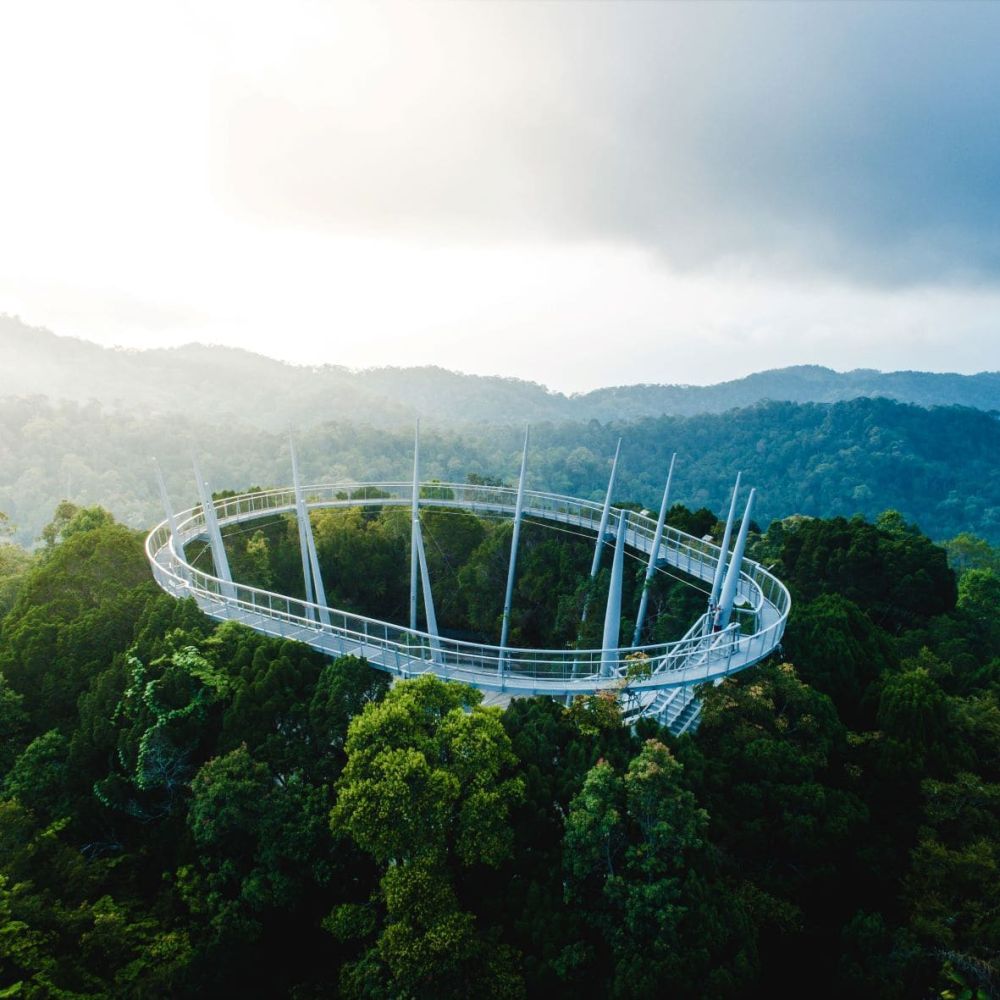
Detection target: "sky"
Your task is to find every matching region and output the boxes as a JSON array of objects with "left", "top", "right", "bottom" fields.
[{"left": 0, "top": 0, "right": 998, "bottom": 392}]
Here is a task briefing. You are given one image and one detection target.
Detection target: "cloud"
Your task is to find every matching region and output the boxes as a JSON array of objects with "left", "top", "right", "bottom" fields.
[
  {"left": 0, "top": 1, "right": 996, "bottom": 390},
  {"left": 214, "top": 2, "right": 1000, "bottom": 285}
]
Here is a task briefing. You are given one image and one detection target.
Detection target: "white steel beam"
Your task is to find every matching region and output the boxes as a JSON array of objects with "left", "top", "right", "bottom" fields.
[
  {"left": 601, "top": 509, "right": 629, "bottom": 677},
  {"left": 708, "top": 472, "right": 742, "bottom": 615},
  {"left": 153, "top": 458, "right": 187, "bottom": 572},
  {"left": 582, "top": 437, "right": 622, "bottom": 622},
  {"left": 632, "top": 453, "right": 676, "bottom": 646},
  {"left": 414, "top": 519, "right": 441, "bottom": 661},
  {"left": 410, "top": 420, "right": 420, "bottom": 632},
  {"left": 191, "top": 455, "right": 234, "bottom": 598},
  {"left": 498, "top": 426, "right": 530, "bottom": 674},
  {"left": 717, "top": 488, "right": 756, "bottom": 630},
  {"left": 290, "top": 435, "right": 330, "bottom": 627}
]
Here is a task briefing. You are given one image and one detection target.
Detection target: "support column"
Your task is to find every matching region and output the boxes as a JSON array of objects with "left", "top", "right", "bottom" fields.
[
  {"left": 410, "top": 420, "right": 420, "bottom": 632},
  {"left": 153, "top": 458, "right": 187, "bottom": 571},
  {"left": 289, "top": 439, "right": 315, "bottom": 615},
  {"left": 583, "top": 438, "right": 622, "bottom": 622},
  {"left": 408, "top": 420, "right": 440, "bottom": 658},
  {"left": 414, "top": 518, "right": 441, "bottom": 661},
  {"left": 717, "top": 488, "right": 756, "bottom": 630},
  {"left": 601, "top": 509, "right": 628, "bottom": 677},
  {"left": 632, "top": 453, "right": 676, "bottom": 645},
  {"left": 498, "top": 426, "right": 530, "bottom": 676},
  {"left": 192, "top": 455, "right": 234, "bottom": 598},
  {"left": 708, "top": 472, "right": 742, "bottom": 616},
  {"left": 290, "top": 436, "right": 330, "bottom": 627}
]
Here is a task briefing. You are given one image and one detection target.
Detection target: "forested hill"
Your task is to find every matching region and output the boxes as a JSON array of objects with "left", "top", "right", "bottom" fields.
[
  {"left": 1, "top": 393, "right": 998, "bottom": 547},
  {"left": 2, "top": 315, "right": 998, "bottom": 428}
]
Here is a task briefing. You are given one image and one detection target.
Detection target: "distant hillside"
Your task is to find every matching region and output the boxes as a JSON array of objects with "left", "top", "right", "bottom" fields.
[
  {"left": 1, "top": 393, "right": 997, "bottom": 547},
  {"left": 2, "top": 315, "right": 998, "bottom": 427},
  {"left": 582, "top": 366, "right": 1000, "bottom": 418}
]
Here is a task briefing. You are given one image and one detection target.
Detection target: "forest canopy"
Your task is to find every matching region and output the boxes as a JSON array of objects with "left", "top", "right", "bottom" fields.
[
  {"left": 1, "top": 499, "right": 999, "bottom": 997},
  {"left": 2, "top": 394, "right": 999, "bottom": 548}
]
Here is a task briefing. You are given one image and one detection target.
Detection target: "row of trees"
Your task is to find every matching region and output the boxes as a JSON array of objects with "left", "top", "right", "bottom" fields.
[{"left": 1, "top": 499, "right": 999, "bottom": 996}]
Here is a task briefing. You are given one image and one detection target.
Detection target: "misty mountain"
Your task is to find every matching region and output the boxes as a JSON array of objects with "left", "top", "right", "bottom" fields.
[{"left": 2, "top": 315, "right": 998, "bottom": 428}]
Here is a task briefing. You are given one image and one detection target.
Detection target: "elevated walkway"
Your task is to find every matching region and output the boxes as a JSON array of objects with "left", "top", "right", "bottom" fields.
[{"left": 146, "top": 482, "right": 791, "bottom": 726}]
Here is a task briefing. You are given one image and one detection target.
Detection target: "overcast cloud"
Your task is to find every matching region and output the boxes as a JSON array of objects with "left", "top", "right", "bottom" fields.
[
  {"left": 220, "top": 2, "right": 1000, "bottom": 284},
  {"left": 0, "top": 1, "right": 997, "bottom": 390}
]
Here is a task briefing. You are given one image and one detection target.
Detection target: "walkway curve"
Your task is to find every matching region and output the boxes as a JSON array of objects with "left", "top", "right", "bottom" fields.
[{"left": 145, "top": 481, "right": 791, "bottom": 698}]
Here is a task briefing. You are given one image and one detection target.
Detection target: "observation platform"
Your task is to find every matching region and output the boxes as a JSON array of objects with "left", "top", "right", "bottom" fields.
[{"left": 146, "top": 480, "right": 790, "bottom": 730}]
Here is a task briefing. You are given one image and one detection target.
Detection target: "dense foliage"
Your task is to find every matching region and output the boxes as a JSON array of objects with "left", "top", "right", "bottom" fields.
[{"left": 1, "top": 498, "right": 999, "bottom": 997}]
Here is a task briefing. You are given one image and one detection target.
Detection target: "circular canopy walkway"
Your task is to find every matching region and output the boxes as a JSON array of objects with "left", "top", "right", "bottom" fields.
[{"left": 146, "top": 480, "right": 790, "bottom": 722}]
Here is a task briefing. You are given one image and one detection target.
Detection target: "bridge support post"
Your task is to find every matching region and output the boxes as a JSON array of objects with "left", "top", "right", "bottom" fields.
[
  {"left": 290, "top": 440, "right": 315, "bottom": 615},
  {"left": 583, "top": 437, "right": 622, "bottom": 622},
  {"left": 290, "top": 436, "right": 330, "bottom": 628},
  {"left": 414, "top": 523, "right": 441, "bottom": 661},
  {"left": 410, "top": 421, "right": 420, "bottom": 632},
  {"left": 499, "top": 426, "right": 529, "bottom": 678},
  {"left": 707, "top": 472, "right": 742, "bottom": 627},
  {"left": 717, "top": 488, "right": 756, "bottom": 630},
  {"left": 153, "top": 458, "right": 187, "bottom": 576},
  {"left": 601, "top": 509, "right": 628, "bottom": 677},
  {"left": 192, "top": 455, "right": 235, "bottom": 599},
  {"left": 632, "top": 453, "right": 676, "bottom": 646},
  {"left": 408, "top": 421, "right": 440, "bottom": 660}
]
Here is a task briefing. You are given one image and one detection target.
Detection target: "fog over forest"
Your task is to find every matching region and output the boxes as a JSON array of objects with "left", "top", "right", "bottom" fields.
[{"left": 2, "top": 318, "right": 999, "bottom": 548}]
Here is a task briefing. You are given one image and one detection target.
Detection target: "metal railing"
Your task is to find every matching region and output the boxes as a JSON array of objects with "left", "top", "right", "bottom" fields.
[{"left": 145, "top": 482, "right": 791, "bottom": 695}]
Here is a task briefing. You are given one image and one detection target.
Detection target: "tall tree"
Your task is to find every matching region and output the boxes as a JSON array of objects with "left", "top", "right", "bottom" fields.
[
  {"left": 330, "top": 675, "right": 525, "bottom": 999},
  {"left": 563, "top": 740, "right": 757, "bottom": 998}
]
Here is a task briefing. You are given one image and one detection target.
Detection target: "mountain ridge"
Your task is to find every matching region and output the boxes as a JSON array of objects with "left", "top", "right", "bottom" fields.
[{"left": 2, "top": 314, "right": 998, "bottom": 428}]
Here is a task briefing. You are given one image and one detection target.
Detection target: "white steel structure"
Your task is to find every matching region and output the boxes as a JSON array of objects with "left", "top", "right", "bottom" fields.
[{"left": 146, "top": 454, "right": 790, "bottom": 734}]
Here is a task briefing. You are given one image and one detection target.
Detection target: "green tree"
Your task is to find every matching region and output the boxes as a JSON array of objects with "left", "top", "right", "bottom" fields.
[
  {"left": 943, "top": 533, "right": 1000, "bottom": 578},
  {"left": 0, "top": 675, "right": 27, "bottom": 776},
  {"left": 0, "top": 540, "right": 32, "bottom": 619},
  {"left": 2, "top": 730, "right": 70, "bottom": 822},
  {"left": 308, "top": 654, "right": 391, "bottom": 778},
  {"left": 694, "top": 663, "right": 868, "bottom": 988},
  {"left": 957, "top": 569, "right": 1000, "bottom": 649},
  {"left": 330, "top": 675, "right": 525, "bottom": 999},
  {"left": 564, "top": 741, "right": 757, "bottom": 998},
  {"left": 904, "top": 771, "right": 1000, "bottom": 983},
  {"left": 563, "top": 759, "right": 626, "bottom": 888},
  {"left": 877, "top": 658, "right": 950, "bottom": 759},
  {"left": 40, "top": 502, "right": 115, "bottom": 550},
  {"left": 782, "top": 593, "right": 897, "bottom": 726},
  {"left": 95, "top": 646, "right": 227, "bottom": 821},
  {"left": 183, "top": 744, "right": 334, "bottom": 947},
  {"left": 776, "top": 515, "right": 956, "bottom": 632},
  {"left": 0, "top": 515, "right": 153, "bottom": 731}
]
